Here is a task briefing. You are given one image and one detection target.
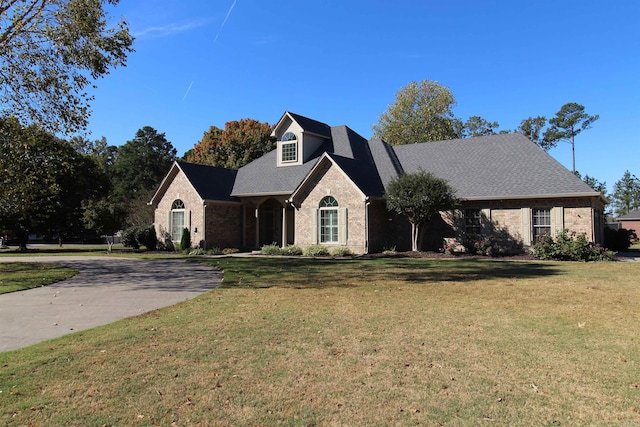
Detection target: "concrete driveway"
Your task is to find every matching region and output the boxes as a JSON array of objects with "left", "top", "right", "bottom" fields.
[{"left": 0, "top": 257, "right": 222, "bottom": 352}]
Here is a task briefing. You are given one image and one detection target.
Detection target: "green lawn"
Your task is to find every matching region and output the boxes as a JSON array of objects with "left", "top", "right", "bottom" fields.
[
  {"left": 1, "top": 257, "right": 639, "bottom": 426},
  {"left": 0, "top": 263, "right": 77, "bottom": 294}
]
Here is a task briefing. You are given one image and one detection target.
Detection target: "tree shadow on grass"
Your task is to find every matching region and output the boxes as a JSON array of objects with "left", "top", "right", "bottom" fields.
[{"left": 206, "top": 257, "right": 562, "bottom": 289}]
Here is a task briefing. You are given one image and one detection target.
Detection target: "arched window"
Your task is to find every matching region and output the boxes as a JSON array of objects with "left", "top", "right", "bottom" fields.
[
  {"left": 319, "top": 196, "right": 339, "bottom": 243},
  {"left": 281, "top": 131, "right": 298, "bottom": 163},
  {"left": 170, "top": 199, "right": 186, "bottom": 241}
]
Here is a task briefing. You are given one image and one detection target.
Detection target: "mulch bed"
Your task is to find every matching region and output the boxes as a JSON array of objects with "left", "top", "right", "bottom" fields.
[{"left": 357, "top": 251, "right": 536, "bottom": 261}]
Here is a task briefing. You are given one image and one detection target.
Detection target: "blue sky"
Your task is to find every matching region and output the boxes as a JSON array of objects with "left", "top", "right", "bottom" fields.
[{"left": 89, "top": 0, "right": 639, "bottom": 194}]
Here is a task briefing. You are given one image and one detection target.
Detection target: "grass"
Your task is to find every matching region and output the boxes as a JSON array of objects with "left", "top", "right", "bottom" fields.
[
  {"left": 0, "top": 263, "right": 77, "bottom": 294},
  {"left": 1, "top": 257, "right": 640, "bottom": 426}
]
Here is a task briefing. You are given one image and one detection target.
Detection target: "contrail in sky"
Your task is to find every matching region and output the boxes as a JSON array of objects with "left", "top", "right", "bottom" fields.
[
  {"left": 182, "top": 80, "right": 194, "bottom": 101},
  {"left": 213, "top": 0, "right": 237, "bottom": 43}
]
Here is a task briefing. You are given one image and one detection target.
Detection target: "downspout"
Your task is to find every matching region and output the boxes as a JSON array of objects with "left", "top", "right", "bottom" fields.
[
  {"left": 202, "top": 203, "right": 207, "bottom": 248},
  {"left": 365, "top": 197, "right": 370, "bottom": 254}
]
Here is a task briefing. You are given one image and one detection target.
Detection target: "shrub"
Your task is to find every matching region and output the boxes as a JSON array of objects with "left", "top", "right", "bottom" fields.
[
  {"left": 179, "top": 227, "right": 191, "bottom": 251},
  {"left": 222, "top": 248, "right": 239, "bottom": 255},
  {"left": 137, "top": 224, "right": 157, "bottom": 250},
  {"left": 382, "top": 246, "right": 397, "bottom": 256},
  {"left": 207, "top": 247, "right": 222, "bottom": 255},
  {"left": 282, "top": 245, "right": 303, "bottom": 256},
  {"left": 121, "top": 226, "right": 139, "bottom": 249},
  {"left": 189, "top": 248, "right": 206, "bottom": 256},
  {"left": 329, "top": 246, "right": 352, "bottom": 257},
  {"left": 532, "top": 230, "right": 614, "bottom": 262},
  {"left": 163, "top": 232, "right": 175, "bottom": 252},
  {"left": 304, "top": 244, "right": 329, "bottom": 257},
  {"left": 604, "top": 227, "right": 633, "bottom": 251},
  {"left": 261, "top": 243, "right": 282, "bottom": 255}
]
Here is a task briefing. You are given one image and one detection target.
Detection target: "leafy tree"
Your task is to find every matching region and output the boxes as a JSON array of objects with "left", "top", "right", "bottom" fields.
[
  {"left": 543, "top": 103, "right": 599, "bottom": 172},
  {"left": 186, "top": 119, "right": 275, "bottom": 168},
  {"left": 373, "top": 80, "right": 458, "bottom": 145},
  {"left": 0, "top": 118, "right": 100, "bottom": 249},
  {"left": 456, "top": 116, "right": 501, "bottom": 138},
  {"left": 0, "top": 0, "right": 134, "bottom": 133},
  {"left": 83, "top": 198, "right": 127, "bottom": 252},
  {"left": 385, "top": 171, "right": 459, "bottom": 251},
  {"left": 112, "top": 126, "right": 177, "bottom": 225},
  {"left": 112, "top": 126, "right": 176, "bottom": 199},
  {"left": 611, "top": 170, "right": 640, "bottom": 217},
  {"left": 574, "top": 171, "right": 607, "bottom": 196},
  {"left": 517, "top": 116, "right": 550, "bottom": 149},
  {"left": 221, "top": 119, "right": 275, "bottom": 168}
]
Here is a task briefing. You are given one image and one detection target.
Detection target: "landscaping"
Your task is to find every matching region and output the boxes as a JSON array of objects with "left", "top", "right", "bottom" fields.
[{"left": 1, "top": 257, "right": 639, "bottom": 425}]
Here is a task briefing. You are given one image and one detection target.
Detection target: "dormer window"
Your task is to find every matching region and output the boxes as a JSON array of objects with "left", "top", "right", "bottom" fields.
[{"left": 281, "top": 132, "right": 298, "bottom": 163}]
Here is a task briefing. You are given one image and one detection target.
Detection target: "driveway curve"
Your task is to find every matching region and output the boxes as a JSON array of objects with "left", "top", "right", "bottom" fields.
[{"left": 0, "top": 257, "right": 222, "bottom": 352}]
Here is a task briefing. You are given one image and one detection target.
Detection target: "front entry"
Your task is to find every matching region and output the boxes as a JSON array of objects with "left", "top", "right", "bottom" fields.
[{"left": 254, "top": 198, "right": 295, "bottom": 248}]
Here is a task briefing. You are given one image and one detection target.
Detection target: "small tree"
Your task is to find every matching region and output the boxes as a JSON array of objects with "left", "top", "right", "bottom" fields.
[
  {"left": 385, "top": 171, "right": 458, "bottom": 251},
  {"left": 179, "top": 227, "right": 191, "bottom": 251}
]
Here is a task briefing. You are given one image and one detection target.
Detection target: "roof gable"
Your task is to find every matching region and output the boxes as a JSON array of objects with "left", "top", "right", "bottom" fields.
[
  {"left": 150, "top": 161, "right": 238, "bottom": 205},
  {"left": 289, "top": 153, "right": 378, "bottom": 205},
  {"left": 271, "top": 111, "right": 332, "bottom": 139}
]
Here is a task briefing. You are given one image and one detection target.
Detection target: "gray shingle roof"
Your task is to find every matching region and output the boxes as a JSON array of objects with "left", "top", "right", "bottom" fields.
[
  {"left": 231, "top": 124, "right": 372, "bottom": 197},
  {"left": 392, "top": 133, "right": 599, "bottom": 199},
  {"left": 287, "top": 112, "right": 332, "bottom": 138},
  {"left": 177, "top": 161, "right": 238, "bottom": 202},
  {"left": 618, "top": 209, "right": 640, "bottom": 220}
]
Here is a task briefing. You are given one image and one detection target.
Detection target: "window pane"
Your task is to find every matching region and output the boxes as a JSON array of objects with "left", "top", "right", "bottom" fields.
[
  {"left": 464, "top": 209, "right": 482, "bottom": 236},
  {"left": 533, "top": 208, "right": 551, "bottom": 242},
  {"left": 320, "top": 209, "right": 338, "bottom": 243},
  {"left": 282, "top": 141, "right": 297, "bottom": 162},
  {"left": 172, "top": 211, "right": 184, "bottom": 241}
]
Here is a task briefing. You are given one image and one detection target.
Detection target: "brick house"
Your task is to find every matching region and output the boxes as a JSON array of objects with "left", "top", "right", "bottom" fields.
[
  {"left": 616, "top": 210, "right": 640, "bottom": 240},
  {"left": 149, "top": 112, "right": 607, "bottom": 253}
]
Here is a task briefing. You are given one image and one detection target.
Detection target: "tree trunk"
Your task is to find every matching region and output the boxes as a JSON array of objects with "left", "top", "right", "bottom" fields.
[{"left": 411, "top": 222, "right": 420, "bottom": 252}]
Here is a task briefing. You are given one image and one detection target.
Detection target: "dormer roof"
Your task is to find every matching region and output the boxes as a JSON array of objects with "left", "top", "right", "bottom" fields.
[{"left": 271, "top": 111, "right": 332, "bottom": 139}]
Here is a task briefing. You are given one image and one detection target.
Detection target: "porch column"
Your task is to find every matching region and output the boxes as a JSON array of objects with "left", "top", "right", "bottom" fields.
[
  {"left": 255, "top": 207, "right": 260, "bottom": 248},
  {"left": 241, "top": 204, "right": 246, "bottom": 248},
  {"left": 282, "top": 205, "right": 287, "bottom": 247}
]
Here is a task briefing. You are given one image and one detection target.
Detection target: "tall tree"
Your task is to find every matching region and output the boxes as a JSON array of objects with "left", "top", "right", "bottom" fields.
[
  {"left": 385, "top": 171, "right": 458, "bottom": 251},
  {"left": 611, "top": 170, "right": 640, "bottom": 217},
  {"left": 458, "top": 116, "right": 501, "bottom": 138},
  {"left": 112, "top": 126, "right": 176, "bottom": 225},
  {"left": 185, "top": 126, "right": 224, "bottom": 166},
  {"left": 543, "top": 103, "right": 599, "bottom": 173},
  {"left": 0, "top": 0, "right": 134, "bottom": 134},
  {"left": 221, "top": 119, "right": 275, "bottom": 168},
  {"left": 112, "top": 126, "right": 176, "bottom": 199},
  {"left": 574, "top": 171, "right": 607, "bottom": 196},
  {"left": 372, "top": 80, "right": 458, "bottom": 145},
  {"left": 0, "top": 118, "right": 100, "bottom": 249},
  {"left": 517, "top": 116, "right": 550, "bottom": 149},
  {"left": 186, "top": 119, "right": 275, "bottom": 168}
]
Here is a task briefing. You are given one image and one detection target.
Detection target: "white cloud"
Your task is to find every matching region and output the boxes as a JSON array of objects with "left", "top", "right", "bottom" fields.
[{"left": 134, "top": 20, "right": 208, "bottom": 39}]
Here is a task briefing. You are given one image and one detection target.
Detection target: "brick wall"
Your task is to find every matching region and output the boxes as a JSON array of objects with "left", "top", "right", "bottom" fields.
[
  {"left": 295, "top": 162, "right": 367, "bottom": 253},
  {"left": 204, "top": 203, "right": 243, "bottom": 249},
  {"left": 153, "top": 171, "right": 203, "bottom": 246}
]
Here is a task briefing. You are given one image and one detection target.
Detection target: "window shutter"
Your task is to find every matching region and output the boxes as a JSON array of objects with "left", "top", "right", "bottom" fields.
[
  {"left": 166, "top": 211, "right": 171, "bottom": 233},
  {"left": 481, "top": 208, "right": 491, "bottom": 235},
  {"left": 338, "top": 208, "right": 348, "bottom": 245},
  {"left": 521, "top": 207, "right": 531, "bottom": 246},
  {"left": 186, "top": 210, "right": 191, "bottom": 230},
  {"left": 552, "top": 206, "right": 564, "bottom": 236},
  {"left": 311, "top": 209, "right": 318, "bottom": 243}
]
